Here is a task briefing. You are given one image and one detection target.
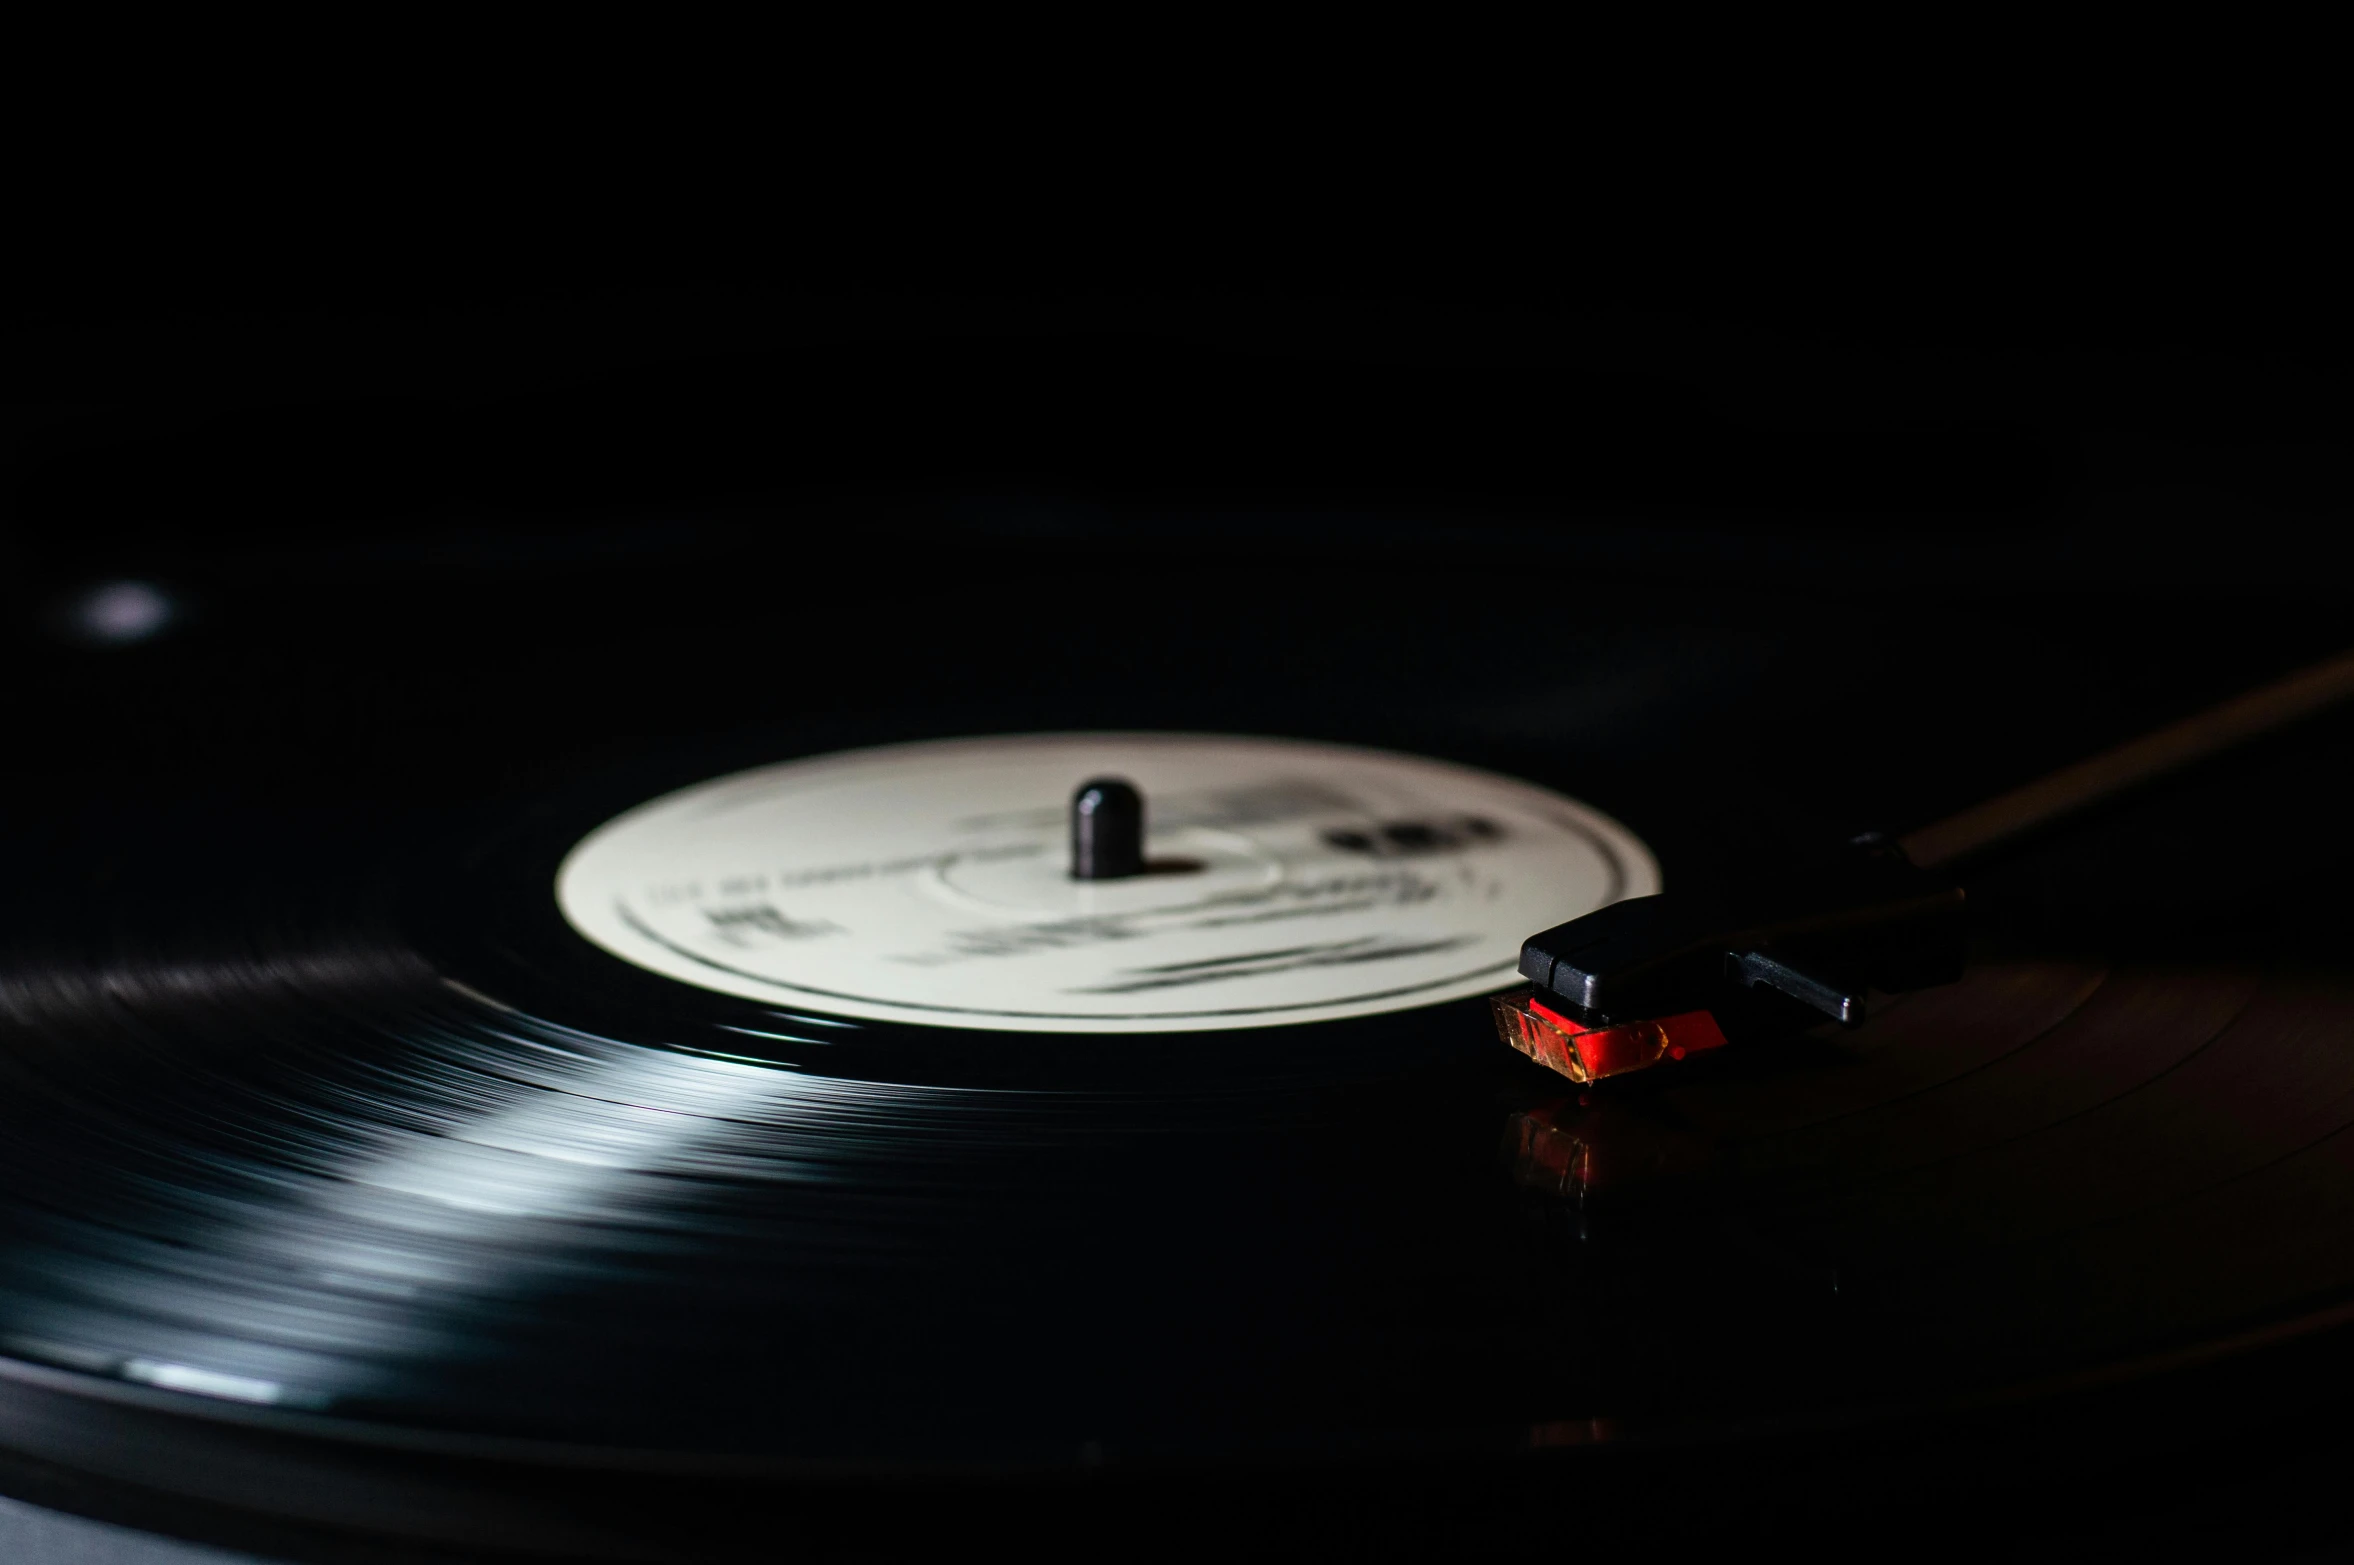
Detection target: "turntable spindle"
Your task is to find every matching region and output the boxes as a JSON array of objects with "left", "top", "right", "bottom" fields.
[{"left": 1071, "top": 777, "right": 1145, "bottom": 880}]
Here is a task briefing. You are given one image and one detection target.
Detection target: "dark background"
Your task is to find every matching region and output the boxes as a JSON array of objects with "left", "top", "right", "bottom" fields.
[{"left": 9, "top": 254, "right": 2353, "bottom": 953}]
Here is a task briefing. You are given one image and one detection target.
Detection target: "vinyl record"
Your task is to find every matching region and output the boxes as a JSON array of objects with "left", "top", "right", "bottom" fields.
[
  {"left": 6, "top": 726, "right": 2354, "bottom": 1559},
  {"left": 0, "top": 737, "right": 1656, "bottom": 1481}
]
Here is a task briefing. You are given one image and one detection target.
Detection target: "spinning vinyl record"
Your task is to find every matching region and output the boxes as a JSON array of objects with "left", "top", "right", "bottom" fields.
[
  {"left": 0, "top": 733, "right": 1671, "bottom": 1549},
  {"left": 9, "top": 701, "right": 2354, "bottom": 1565}
]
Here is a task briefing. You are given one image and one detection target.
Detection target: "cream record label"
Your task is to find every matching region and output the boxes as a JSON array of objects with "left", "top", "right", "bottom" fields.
[{"left": 556, "top": 734, "right": 1659, "bottom": 1033}]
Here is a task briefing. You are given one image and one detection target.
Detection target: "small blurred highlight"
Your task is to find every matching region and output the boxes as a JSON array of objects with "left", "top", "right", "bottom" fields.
[{"left": 59, "top": 581, "right": 177, "bottom": 645}]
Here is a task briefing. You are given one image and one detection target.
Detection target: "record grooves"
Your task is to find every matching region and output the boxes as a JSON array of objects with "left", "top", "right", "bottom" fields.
[{"left": 11, "top": 715, "right": 2354, "bottom": 1559}]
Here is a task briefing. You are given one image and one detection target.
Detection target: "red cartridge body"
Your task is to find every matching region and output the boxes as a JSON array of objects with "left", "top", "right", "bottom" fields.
[{"left": 1490, "top": 990, "right": 1728, "bottom": 1084}]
